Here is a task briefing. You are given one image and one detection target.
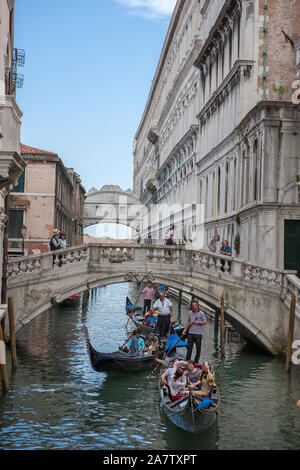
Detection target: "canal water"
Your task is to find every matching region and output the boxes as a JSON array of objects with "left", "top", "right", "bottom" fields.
[{"left": 0, "top": 282, "right": 299, "bottom": 450}]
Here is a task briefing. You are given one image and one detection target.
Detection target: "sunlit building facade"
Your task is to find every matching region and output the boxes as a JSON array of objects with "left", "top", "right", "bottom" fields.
[{"left": 133, "top": 0, "right": 300, "bottom": 273}]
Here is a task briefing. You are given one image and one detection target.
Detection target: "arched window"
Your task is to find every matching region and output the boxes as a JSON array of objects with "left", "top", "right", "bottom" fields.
[
  {"left": 253, "top": 139, "right": 258, "bottom": 202},
  {"left": 217, "top": 166, "right": 221, "bottom": 215},
  {"left": 225, "top": 161, "right": 229, "bottom": 214},
  {"left": 233, "top": 158, "right": 237, "bottom": 211}
]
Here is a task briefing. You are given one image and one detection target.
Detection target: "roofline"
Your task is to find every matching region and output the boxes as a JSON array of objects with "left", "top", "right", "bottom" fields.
[{"left": 21, "top": 144, "right": 58, "bottom": 157}]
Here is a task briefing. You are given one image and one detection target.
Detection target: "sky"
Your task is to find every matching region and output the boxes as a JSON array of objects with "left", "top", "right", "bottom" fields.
[{"left": 14, "top": 0, "right": 177, "bottom": 196}]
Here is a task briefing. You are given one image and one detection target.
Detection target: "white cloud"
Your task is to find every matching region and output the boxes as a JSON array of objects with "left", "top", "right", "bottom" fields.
[{"left": 113, "top": 0, "right": 177, "bottom": 19}]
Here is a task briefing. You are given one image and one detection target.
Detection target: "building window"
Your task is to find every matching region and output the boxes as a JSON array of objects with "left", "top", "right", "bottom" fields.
[
  {"left": 8, "top": 210, "right": 24, "bottom": 238},
  {"left": 12, "top": 171, "right": 25, "bottom": 193},
  {"left": 217, "top": 167, "right": 221, "bottom": 215},
  {"left": 253, "top": 140, "right": 258, "bottom": 202}
]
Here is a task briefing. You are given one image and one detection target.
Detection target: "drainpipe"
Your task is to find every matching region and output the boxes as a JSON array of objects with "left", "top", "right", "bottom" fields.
[{"left": 263, "top": 0, "right": 268, "bottom": 99}]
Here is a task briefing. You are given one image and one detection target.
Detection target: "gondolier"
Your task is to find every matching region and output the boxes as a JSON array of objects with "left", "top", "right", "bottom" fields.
[
  {"left": 152, "top": 292, "right": 173, "bottom": 338},
  {"left": 182, "top": 300, "right": 207, "bottom": 364},
  {"left": 140, "top": 281, "right": 155, "bottom": 316}
]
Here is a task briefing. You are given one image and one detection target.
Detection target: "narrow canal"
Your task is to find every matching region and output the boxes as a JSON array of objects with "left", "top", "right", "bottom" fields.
[{"left": 0, "top": 282, "right": 299, "bottom": 450}]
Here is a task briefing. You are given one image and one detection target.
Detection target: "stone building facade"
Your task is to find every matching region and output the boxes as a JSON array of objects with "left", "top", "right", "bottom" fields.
[
  {"left": 0, "top": 0, "right": 25, "bottom": 305},
  {"left": 133, "top": 0, "right": 300, "bottom": 273},
  {"left": 8, "top": 145, "right": 85, "bottom": 255}
]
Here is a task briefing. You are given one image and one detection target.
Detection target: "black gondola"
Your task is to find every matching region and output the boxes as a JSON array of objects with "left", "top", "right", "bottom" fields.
[
  {"left": 159, "top": 364, "right": 220, "bottom": 433},
  {"left": 130, "top": 313, "right": 185, "bottom": 340},
  {"left": 130, "top": 314, "right": 157, "bottom": 335},
  {"left": 83, "top": 326, "right": 165, "bottom": 372}
]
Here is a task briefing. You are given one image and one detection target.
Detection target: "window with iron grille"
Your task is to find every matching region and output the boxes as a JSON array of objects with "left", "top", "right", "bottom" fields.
[{"left": 8, "top": 210, "right": 24, "bottom": 238}]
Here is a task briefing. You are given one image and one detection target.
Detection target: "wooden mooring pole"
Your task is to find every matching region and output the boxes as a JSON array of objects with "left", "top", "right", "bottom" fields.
[
  {"left": 178, "top": 290, "right": 182, "bottom": 323},
  {"left": 220, "top": 293, "right": 225, "bottom": 357},
  {"left": 8, "top": 297, "right": 17, "bottom": 370},
  {"left": 82, "top": 290, "right": 89, "bottom": 308},
  {"left": 286, "top": 293, "right": 296, "bottom": 373},
  {"left": 0, "top": 322, "right": 9, "bottom": 393}
]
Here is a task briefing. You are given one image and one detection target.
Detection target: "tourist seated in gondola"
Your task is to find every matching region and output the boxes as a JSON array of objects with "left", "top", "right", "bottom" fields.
[
  {"left": 168, "top": 368, "right": 188, "bottom": 401},
  {"left": 185, "top": 360, "right": 202, "bottom": 392},
  {"left": 144, "top": 310, "right": 158, "bottom": 327},
  {"left": 191, "top": 362, "right": 216, "bottom": 397},
  {"left": 160, "top": 357, "right": 188, "bottom": 383},
  {"left": 143, "top": 334, "right": 159, "bottom": 356},
  {"left": 124, "top": 330, "right": 145, "bottom": 356}
]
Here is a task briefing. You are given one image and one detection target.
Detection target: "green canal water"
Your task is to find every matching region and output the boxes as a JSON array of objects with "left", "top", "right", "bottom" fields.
[{"left": 0, "top": 282, "right": 299, "bottom": 450}]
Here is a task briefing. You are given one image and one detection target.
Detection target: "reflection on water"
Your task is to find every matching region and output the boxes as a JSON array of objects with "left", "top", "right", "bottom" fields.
[{"left": 0, "top": 282, "right": 299, "bottom": 450}]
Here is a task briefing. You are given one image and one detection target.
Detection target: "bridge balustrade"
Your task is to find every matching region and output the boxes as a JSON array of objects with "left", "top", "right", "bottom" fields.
[{"left": 6, "top": 243, "right": 288, "bottom": 294}]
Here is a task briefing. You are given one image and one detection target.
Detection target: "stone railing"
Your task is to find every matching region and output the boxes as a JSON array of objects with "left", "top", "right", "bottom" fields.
[
  {"left": 191, "top": 248, "right": 286, "bottom": 290},
  {"left": 7, "top": 243, "right": 289, "bottom": 295},
  {"left": 283, "top": 274, "right": 300, "bottom": 320},
  {"left": 7, "top": 245, "right": 89, "bottom": 280}
]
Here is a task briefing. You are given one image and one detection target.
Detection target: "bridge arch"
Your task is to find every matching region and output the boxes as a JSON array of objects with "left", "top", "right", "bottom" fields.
[
  {"left": 34, "top": 272, "right": 277, "bottom": 355},
  {"left": 84, "top": 185, "right": 145, "bottom": 232}
]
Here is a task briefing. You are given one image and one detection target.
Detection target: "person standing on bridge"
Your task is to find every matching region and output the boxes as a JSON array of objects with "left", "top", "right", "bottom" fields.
[
  {"left": 152, "top": 292, "right": 173, "bottom": 338},
  {"left": 220, "top": 240, "right": 232, "bottom": 273},
  {"left": 50, "top": 229, "right": 61, "bottom": 251},
  {"left": 182, "top": 300, "right": 207, "bottom": 364},
  {"left": 206, "top": 234, "right": 220, "bottom": 268}
]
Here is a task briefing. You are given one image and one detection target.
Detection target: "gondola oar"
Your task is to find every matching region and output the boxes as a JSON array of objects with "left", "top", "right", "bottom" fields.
[
  {"left": 188, "top": 385, "right": 196, "bottom": 430},
  {"left": 120, "top": 332, "right": 134, "bottom": 351},
  {"left": 126, "top": 293, "right": 141, "bottom": 327},
  {"left": 148, "top": 333, "right": 185, "bottom": 379}
]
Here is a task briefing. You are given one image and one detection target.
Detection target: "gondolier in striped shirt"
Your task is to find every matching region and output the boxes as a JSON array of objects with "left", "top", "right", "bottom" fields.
[
  {"left": 152, "top": 292, "right": 173, "bottom": 338},
  {"left": 182, "top": 300, "right": 207, "bottom": 364}
]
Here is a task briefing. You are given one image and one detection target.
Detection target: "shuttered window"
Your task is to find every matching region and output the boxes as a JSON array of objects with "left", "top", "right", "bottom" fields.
[{"left": 12, "top": 171, "right": 25, "bottom": 193}]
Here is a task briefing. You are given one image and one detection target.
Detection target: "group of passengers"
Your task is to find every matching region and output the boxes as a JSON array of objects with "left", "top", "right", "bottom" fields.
[
  {"left": 159, "top": 358, "right": 216, "bottom": 402},
  {"left": 124, "top": 330, "right": 159, "bottom": 357}
]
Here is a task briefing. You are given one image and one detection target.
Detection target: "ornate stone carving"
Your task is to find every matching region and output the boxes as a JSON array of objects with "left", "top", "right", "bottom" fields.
[{"left": 124, "top": 272, "right": 156, "bottom": 284}]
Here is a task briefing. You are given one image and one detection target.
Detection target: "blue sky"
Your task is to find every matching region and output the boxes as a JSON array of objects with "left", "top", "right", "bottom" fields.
[{"left": 14, "top": 0, "right": 176, "bottom": 195}]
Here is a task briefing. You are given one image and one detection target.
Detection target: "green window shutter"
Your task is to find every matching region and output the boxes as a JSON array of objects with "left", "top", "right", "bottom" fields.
[{"left": 12, "top": 171, "right": 25, "bottom": 193}]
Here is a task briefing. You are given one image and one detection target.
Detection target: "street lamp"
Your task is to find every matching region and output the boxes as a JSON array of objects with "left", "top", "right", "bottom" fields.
[{"left": 21, "top": 224, "right": 27, "bottom": 256}]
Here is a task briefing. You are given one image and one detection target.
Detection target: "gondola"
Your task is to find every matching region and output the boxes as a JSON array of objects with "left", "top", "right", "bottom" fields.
[
  {"left": 130, "top": 313, "right": 158, "bottom": 335},
  {"left": 125, "top": 296, "right": 142, "bottom": 312},
  {"left": 61, "top": 294, "right": 80, "bottom": 306},
  {"left": 159, "top": 364, "right": 220, "bottom": 433},
  {"left": 130, "top": 313, "right": 185, "bottom": 339},
  {"left": 83, "top": 326, "right": 165, "bottom": 372}
]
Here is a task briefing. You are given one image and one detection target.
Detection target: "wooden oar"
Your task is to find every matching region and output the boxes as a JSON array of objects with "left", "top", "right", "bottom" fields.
[
  {"left": 126, "top": 293, "right": 141, "bottom": 327},
  {"left": 148, "top": 333, "right": 185, "bottom": 379},
  {"left": 120, "top": 332, "right": 134, "bottom": 351},
  {"left": 188, "top": 386, "right": 196, "bottom": 430}
]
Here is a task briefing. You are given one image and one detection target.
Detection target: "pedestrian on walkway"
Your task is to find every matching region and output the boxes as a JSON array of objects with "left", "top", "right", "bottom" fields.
[
  {"left": 220, "top": 240, "right": 232, "bottom": 273},
  {"left": 49, "top": 229, "right": 61, "bottom": 267},
  {"left": 206, "top": 234, "right": 220, "bottom": 268},
  {"left": 152, "top": 292, "right": 173, "bottom": 338},
  {"left": 165, "top": 225, "right": 175, "bottom": 263},
  {"left": 182, "top": 300, "right": 207, "bottom": 364},
  {"left": 59, "top": 233, "right": 67, "bottom": 248},
  {"left": 50, "top": 229, "right": 61, "bottom": 251}
]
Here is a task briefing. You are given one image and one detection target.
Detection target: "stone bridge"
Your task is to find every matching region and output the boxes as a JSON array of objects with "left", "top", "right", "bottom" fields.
[
  {"left": 6, "top": 243, "right": 300, "bottom": 356},
  {"left": 84, "top": 186, "right": 144, "bottom": 232}
]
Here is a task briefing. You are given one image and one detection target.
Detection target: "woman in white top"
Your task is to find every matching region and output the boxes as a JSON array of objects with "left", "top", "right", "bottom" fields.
[{"left": 168, "top": 367, "right": 188, "bottom": 400}]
